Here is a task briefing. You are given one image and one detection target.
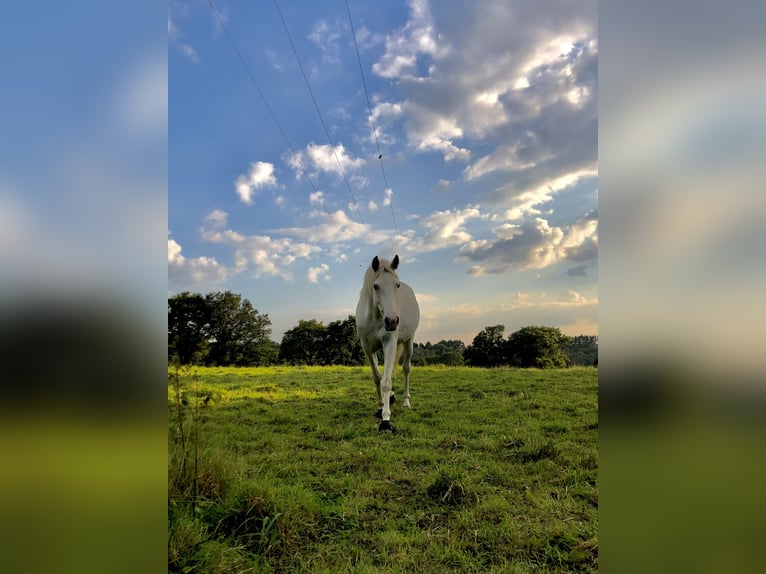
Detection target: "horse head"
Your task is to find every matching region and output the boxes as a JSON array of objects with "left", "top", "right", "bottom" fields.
[{"left": 371, "top": 255, "right": 401, "bottom": 331}]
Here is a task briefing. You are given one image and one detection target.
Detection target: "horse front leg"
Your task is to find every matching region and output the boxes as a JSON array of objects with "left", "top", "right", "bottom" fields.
[
  {"left": 378, "top": 336, "right": 398, "bottom": 432},
  {"left": 367, "top": 353, "right": 383, "bottom": 418},
  {"left": 402, "top": 339, "right": 414, "bottom": 409}
]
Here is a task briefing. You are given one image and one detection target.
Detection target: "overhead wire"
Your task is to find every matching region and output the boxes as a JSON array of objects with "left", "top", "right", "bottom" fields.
[
  {"left": 205, "top": 0, "right": 330, "bottom": 216},
  {"left": 272, "top": 0, "right": 365, "bottom": 224},
  {"left": 344, "top": 0, "right": 398, "bottom": 232}
]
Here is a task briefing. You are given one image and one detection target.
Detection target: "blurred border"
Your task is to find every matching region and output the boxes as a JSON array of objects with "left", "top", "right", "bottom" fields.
[
  {"left": 0, "top": 1, "right": 167, "bottom": 572},
  {"left": 600, "top": 1, "right": 766, "bottom": 572}
]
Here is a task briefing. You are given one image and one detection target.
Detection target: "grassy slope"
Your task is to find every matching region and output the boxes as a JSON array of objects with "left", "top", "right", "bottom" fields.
[{"left": 169, "top": 366, "right": 598, "bottom": 573}]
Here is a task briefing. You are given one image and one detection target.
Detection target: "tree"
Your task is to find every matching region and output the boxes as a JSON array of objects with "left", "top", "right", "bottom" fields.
[
  {"left": 278, "top": 319, "right": 326, "bottom": 365},
  {"left": 438, "top": 349, "right": 465, "bottom": 366},
  {"left": 505, "top": 326, "right": 572, "bottom": 368},
  {"left": 563, "top": 335, "right": 598, "bottom": 366},
  {"left": 261, "top": 340, "right": 281, "bottom": 366},
  {"left": 319, "top": 315, "right": 365, "bottom": 366},
  {"left": 434, "top": 340, "right": 466, "bottom": 366},
  {"left": 204, "top": 291, "right": 273, "bottom": 366},
  {"left": 168, "top": 292, "right": 209, "bottom": 364},
  {"left": 464, "top": 325, "right": 507, "bottom": 367}
]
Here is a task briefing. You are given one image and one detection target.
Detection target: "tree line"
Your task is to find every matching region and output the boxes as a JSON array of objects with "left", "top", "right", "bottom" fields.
[{"left": 169, "top": 291, "right": 597, "bottom": 368}]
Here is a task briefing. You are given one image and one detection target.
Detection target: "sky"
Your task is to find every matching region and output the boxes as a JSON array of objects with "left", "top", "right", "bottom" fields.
[{"left": 169, "top": 0, "right": 598, "bottom": 345}]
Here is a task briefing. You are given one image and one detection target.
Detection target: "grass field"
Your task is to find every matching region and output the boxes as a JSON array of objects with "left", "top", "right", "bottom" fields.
[{"left": 168, "top": 365, "right": 598, "bottom": 573}]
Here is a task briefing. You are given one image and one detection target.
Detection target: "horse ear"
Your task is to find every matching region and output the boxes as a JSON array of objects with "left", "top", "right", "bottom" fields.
[
  {"left": 371, "top": 256, "right": 380, "bottom": 272},
  {"left": 391, "top": 254, "right": 399, "bottom": 270}
]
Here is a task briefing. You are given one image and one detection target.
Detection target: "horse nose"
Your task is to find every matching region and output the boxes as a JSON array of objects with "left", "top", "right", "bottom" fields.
[{"left": 384, "top": 316, "right": 399, "bottom": 331}]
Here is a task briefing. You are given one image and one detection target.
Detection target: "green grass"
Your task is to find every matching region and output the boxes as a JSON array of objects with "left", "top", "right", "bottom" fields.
[{"left": 169, "top": 365, "right": 598, "bottom": 573}]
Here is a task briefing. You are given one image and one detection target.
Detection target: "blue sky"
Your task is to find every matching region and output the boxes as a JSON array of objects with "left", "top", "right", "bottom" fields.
[{"left": 169, "top": 0, "right": 598, "bottom": 344}]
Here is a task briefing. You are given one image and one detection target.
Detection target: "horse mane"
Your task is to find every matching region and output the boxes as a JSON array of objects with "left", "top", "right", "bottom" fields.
[{"left": 361, "top": 257, "right": 400, "bottom": 297}]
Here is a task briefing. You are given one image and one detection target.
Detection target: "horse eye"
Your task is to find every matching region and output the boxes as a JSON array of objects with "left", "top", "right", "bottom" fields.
[
  {"left": 396, "top": 283, "right": 401, "bottom": 288},
  {"left": 373, "top": 284, "right": 380, "bottom": 290}
]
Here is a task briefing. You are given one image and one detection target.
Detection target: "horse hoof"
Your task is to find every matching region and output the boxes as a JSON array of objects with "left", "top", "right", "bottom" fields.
[
  {"left": 375, "top": 408, "right": 383, "bottom": 419},
  {"left": 378, "top": 420, "right": 395, "bottom": 433}
]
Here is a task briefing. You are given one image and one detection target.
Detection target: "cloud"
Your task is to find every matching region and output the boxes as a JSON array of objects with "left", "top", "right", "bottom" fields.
[
  {"left": 372, "top": 0, "right": 448, "bottom": 80},
  {"left": 368, "top": 199, "right": 378, "bottom": 212},
  {"left": 371, "top": 0, "right": 597, "bottom": 172},
  {"left": 201, "top": 228, "right": 320, "bottom": 281},
  {"left": 204, "top": 209, "right": 228, "bottom": 228},
  {"left": 369, "top": 101, "right": 404, "bottom": 144},
  {"left": 235, "top": 161, "right": 278, "bottom": 204},
  {"left": 307, "top": 263, "right": 331, "bottom": 283},
  {"left": 456, "top": 212, "right": 597, "bottom": 273},
  {"left": 372, "top": 101, "right": 404, "bottom": 122},
  {"left": 559, "top": 209, "right": 598, "bottom": 262},
  {"left": 285, "top": 143, "right": 365, "bottom": 180},
  {"left": 493, "top": 167, "right": 598, "bottom": 221},
  {"left": 463, "top": 130, "right": 544, "bottom": 181},
  {"left": 406, "top": 206, "right": 483, "bottom": 252},
  {"left": 566, "top": 264, "right": 588, "bottom": 277},
  {"left": 309, "top": 191, "right": 325, "bottom": 205},
  {"left": 168, "top": 238, "right": 228, "bottom": 289},
  {"left": 168, "top": 17, "right": 198, "bottom": 63},
  {"left": 499, "top": 289, "right": 597, "bottom": 311},
  {"left": 395, "top": 103, "right": 471, "bottom": 160},
  {"left": 308, "top": 19, "right": 343, "bottom": 67},
  {"left": 274, "top": 209, "right": 390, "bottom": 244}
]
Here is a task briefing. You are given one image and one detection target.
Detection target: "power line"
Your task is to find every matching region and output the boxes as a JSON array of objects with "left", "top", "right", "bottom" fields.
[
  {"left": 272, "top": 0, "right": 365, "bottom": 224},
  {"left": 345, "top": 0, "right": 398, "bottom": 232},
  {"left": 205, "top": 0, "right": 329, "bottom": 215}
]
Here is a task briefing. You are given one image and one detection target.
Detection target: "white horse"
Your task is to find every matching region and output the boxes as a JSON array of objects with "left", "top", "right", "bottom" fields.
[{"left": 355, "top": 255, "right": 420, "bottom": 432}]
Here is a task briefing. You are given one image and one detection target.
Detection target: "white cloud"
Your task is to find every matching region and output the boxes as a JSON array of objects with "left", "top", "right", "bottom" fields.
[
  {"left": 307, "top": 263, "right": 331, "bottom": 283},
  {"left": 308, "top": 19, "right": 342, "bottom": 67},
  {"left": 495, "top": 167, "right": 598, "bottom": 221},
  {"left": 456, "top": 213, "right": 598, "bottom": 273},
  {"left": 368, "top": 199, "right": 378, "bottom": 212},
  {"left": 463, "top": 131, "right": 544, "bottom": 181},
  {"left": 274, "top": 209, "right": 390, "bottom": 244},
  {"left": 406, "top": 206, "right": 483, "bottom": 252},
  {"left": 404, "top": 109, "right": 471, "bottom": 161},
  {"left": 235, "top": 161, "right": 277, "bottom": 204},
  {"left": 369, "top": 101, "right": 404, "bottom": 145},
  {"left": 499, "top": 289, "right": 597, "bottom": 311},
  {"left": 309, "top": 191, "right": 325, "bottom": 205},
  {"left": 370, "top": 0, "right": 597, "bottom": 170},
  {"left": 168, "top": 238, "right": 229, "bottom": 288},
  {"left": 286, "top": 143, "right": 365, "bottom": 180},
  {"left": 372, "top": 0, "right": 448, "bottom": 79},
  {"left": 372, "top": 101, "right": 404, "bottom": 121},
  {"left": 204, "top": 209, "right": 228, "bottom": 228},
  {"left": 201, "top": 228, "right": 320, "bottom": 281},
  {"left": 168, "top": 17, "right": 199, "bottom": 64}
]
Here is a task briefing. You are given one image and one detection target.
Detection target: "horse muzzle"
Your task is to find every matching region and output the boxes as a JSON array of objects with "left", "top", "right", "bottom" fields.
[{"left": 384, "top": 316, "right": 400, "bottom": 331}]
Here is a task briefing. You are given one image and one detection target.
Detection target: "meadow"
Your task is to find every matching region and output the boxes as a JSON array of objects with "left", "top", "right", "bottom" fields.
[{"left": 168, "top": 366, "right": 598, "bottom": 573}]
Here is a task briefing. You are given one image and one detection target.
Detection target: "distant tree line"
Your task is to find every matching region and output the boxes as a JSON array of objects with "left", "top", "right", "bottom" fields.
[
  {"left": 169, "top": 292, "right": 597, "bottom": 368},
  {"left": 463, "top": 325, "right": 598, "bottom": 368}
]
